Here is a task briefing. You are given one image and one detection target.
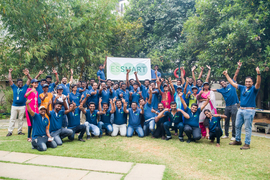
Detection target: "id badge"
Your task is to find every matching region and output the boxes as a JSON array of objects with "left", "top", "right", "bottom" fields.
[{"left": 17, "top": 97, "right": 19, "bottom": 100}]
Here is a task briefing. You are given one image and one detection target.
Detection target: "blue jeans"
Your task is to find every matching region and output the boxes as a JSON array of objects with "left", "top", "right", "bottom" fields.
[
  {"left": 235, "top": 108, "right": 255, "bottom": 145},
  {"left": 84, "top": 122, "right": 100, "bottom": 136},
  {"left": 143, "top": 119, "right": 155, "bottom": 136},
  {"left": 163, "top": 121, "right": 172, "bottom": 137},
  {"left": 98, "top": 121, "right": 113, "bottom": 136},
  {"left": 127, "top": 125, "right": 144, "bottom": 137},
  {"left": 50, "top": 128, "right": 73, "bottom": 145},
  {"left": 175, "top": 122, "right": 184, "bottom": 139}
]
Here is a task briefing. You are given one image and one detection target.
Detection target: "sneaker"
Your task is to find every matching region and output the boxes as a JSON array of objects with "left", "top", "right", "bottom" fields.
[
  {"left": 240, "top": 144, "right": 250, "bottom": 150},
  {"left": 86, "top": 135, "right": 91, "bottom": 140},
  {"left": 179, "top": 138, "right": 184, "bottom": 142},
  {"left": 165, "top": 137, "right": 172, "bottom": 141},
  {"left": 231, "top": 137, "right": 236, "bottom": 141},
  {"left": 186, "top": 139, "right": 191, "bottom": 143},
  {"left": 221, "top": 136, "right": 229, "bottom": 139},
  {"left": 18, "top": 132, "right": 25, "bottom": 135},
  {"left": 229, "top": 141, "right": 242, "bottom": 145},
  {"left": 6, "top": 132, "right": 12, "bottom": 137},
  {"left": 78, "top": 139, "right": 85, "bottom": 142}
]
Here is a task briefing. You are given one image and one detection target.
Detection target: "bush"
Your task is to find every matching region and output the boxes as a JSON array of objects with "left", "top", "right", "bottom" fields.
[{"left": 0, "top": 89, "right": 13, "bottom": 114}]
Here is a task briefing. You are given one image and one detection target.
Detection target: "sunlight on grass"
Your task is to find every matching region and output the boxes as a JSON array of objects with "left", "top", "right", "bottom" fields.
[{"left": 0, "top": 128, "right": 269, "bottom": 179}]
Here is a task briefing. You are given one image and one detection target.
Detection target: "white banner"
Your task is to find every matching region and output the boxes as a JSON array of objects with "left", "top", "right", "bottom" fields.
[{"left": 107, "top": 57, "right": 151, "bottom": 80}]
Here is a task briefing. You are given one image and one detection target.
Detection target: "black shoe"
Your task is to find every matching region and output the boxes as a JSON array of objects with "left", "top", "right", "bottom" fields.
[
  {"left": 79, "top": 139, "right": 85, "bottom": 142},
  {"left": 6, "top": 132, "right": 12, "bottom": 137},
  {"left": 179, "top": 138, "right": 184, "bottom": 142},
  {"left": 165, "top": 137, "right": 172, "bottom": 141},
  {"left": 18, "top": 132, "right": 25, "bottom": 135},
  {"left": 186, "top": 139, "right": 191, "bottom": 143},
  {"left": 86, "top": 135, "right": 91, "bottom": 140},
  {"left": 99, "top": 133, "right": 103, "bottom": 138}
]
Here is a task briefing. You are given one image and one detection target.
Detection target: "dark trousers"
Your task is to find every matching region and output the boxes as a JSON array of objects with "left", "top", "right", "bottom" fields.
[
  {"left": 153, "top": 123, "right": 165, "bottom": 138},
  {"left": 210, "top": 127, "right": 223, "bottom": 144},
  {"left": 184, "top": 124, "right": 201, "bottom": 140},
  {"left": 32, "top": 136, "right": 57, "bottom": 151},
  {"left": 68, "top": 125, "right": 86, "bottom": 140},
  {"left": 224, "top": 104, "right": 238, "bottom": 137}
]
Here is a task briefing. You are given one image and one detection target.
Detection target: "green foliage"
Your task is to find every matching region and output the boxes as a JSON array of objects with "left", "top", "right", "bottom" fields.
[
  {"left": 125, "top": 0, "right": 196, "bottom": 73},
  {"left": 0, "top": 88, "right": 13, "bottom": 114},
  {"left": 178, "top": 0, "right": 270, "bottom": 81}
]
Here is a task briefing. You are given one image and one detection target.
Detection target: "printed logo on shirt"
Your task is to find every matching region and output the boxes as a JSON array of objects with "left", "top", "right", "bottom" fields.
[
  {"left": 135, "top": 113, "right": 139, "bottom": 116},
  {"left": 59, "top": 115, "right": 61, "bottom": 117},
  {"left": 194, "top": 115, "right": 197, "bottom": 117},
  {"left": 75, "top": 114, "right": 78, "bottom": 116},
  {"left": 228, "top": 88, "right": 231, "bottom": 91}
]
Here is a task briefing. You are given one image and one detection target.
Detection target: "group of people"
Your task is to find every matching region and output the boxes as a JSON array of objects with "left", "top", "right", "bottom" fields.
[{"left": 6, "top": 60, "right": 261, "bottom": 151}]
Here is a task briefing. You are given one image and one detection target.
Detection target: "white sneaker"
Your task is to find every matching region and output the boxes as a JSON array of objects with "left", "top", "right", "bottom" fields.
[
  {"left": 221, "top": 136, "right": 229, "bottom": 139},
  {"left": 231, "top": 137, "right": 236, "bottom": 141}
]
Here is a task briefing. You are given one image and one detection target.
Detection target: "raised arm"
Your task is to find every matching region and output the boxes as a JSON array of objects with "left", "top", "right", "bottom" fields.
[
  {"left": 255, "top": 67, "right": 261, "bottom": 89},
  {"left": 8, "top": 69, "right": 14, "bottom": 86},
  {"left": 64, "top": 101, "right": 75, "bottom": 114},
  {"left": 79, "top": 102, "right": 87, "bottom": 114},
  {"left": 205, "top": 65, "right": 211, "bottom": 83},
  {"left": 155, "top": 109, "right": 169, "bottom": 122},
  {"left": 46, "top": 101, "right": 52, "bottom": 116},
  {"left": 140, "top": 104, "right": 144, "bottom": 114},
  {"left": 183, "top": 77, "right": 189, "bottom": 95},
  {"left": 110, "top": 98, "right": 115, "bottom": 114},
  {"left": 52, "top": 68, "right": 59, "bottom": 85},
  {"left": 35, "top": 70, "right": 44, "bottom": 79},
  {"left": 180, "top": 67, "right": 185, "bottom": 84},
  {"left": 148, "top": 86, "right": 153, "bottom": 104},
  {"left": 222, "top": 70, "right": 238, "bottom": 89},
  {"left": 201, "top": 96, "right": 210, "bottom": 111},
  {"left": 179, "top": 92, "right": 187, "bottom": 110},
  {"left": 122, "top": 99, "right": 129, "bottom": 113},
  {"left": 134, "top": 71, "right": 142, "bottom": 87},
  {"left": 156, "top": 78, "right": 163, "bottom": 95},
  {"left": 233, "top": 61, "right": 242, "bottom": 81},
  {"left": 26, "top": 99, "right": 35, "bottom": 116},
  {"left": 198, "top": 66, "right": 204, "bottom": 79},
  {"left": 23, "top": 68, "right": 32, "bottom": 86},
  {"left": 168, "top": 77, "right": 175, "bottom": 95},
  {"left": 126, "top": 69, "right": 131, "bottom": 88},
  {"left": 104, "top": 56, "right": 107, "bottom": 69},
  {"left": 177, "top": 109, "right": 190, "bottom": 119},
  {"left": 98, "top": 97, "right": 102, "bottom": 111},
  {"left": 69, "top": 69, "right": 73, "bottom": 84},
  {"left": 191, "top": 66, "right": 196, "bottom": 86}
]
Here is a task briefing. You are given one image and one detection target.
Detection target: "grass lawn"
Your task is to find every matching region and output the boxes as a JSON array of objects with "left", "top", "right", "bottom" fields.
[{"left": 0, "top": 128, "right": 269, "bottom": 179}]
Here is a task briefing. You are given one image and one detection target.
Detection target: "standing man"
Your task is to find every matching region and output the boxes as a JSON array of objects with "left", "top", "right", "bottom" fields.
[
  {"left": 88, "top": 82, "right": 99, "bottom": 109},
  {"left": 223, "top": 67, "right": 261, "bottom": 150},
  {"left": 129, "top": 82, "right": 143, "bottom": 106},
  {"left": 212, "top": 61, "right": 242, "bottom": 140},
  {"left": 118, "top": 83, "right": 130, "bottom": 106},
  {"left": 59, "top": 69, "right": 73, "bottom": 96},
  {"left": 99, "top": 82, "right": 111, "bottom": 105},
  {"left": 7, "top": 68, "right": 31, "bottom": 137},
  {"left": 151, "top": 65, "right": 161, "bottom": 82},
  {"left": 46, "top": 69, "right": 60, "bottom": 92},
  {"left": 134, "top": 71, "right": 150, "bottom": 100},
  {"left": 123, "top": 100, "right": 145, "bottom": 138},
  {"left": 97, "top": 56, "right": 107, "bottom": 83}
]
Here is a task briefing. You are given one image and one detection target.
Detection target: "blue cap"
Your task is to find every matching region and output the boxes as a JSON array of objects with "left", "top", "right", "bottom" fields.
[
  {"left": 42, "top": 84, "right": 49, "bottom": 88},
  {"left": 177, "top": 86, "right": 183, "bottom": 89},
  {"left": 203, "top": 82, "right": 209, "bottom": 86},
  {"left": 57, "top": 85, "right": 64, "bottom": 90},
  {"left": 191, "top": 86, "right": 198, "bottom": 90},
  {"left": 31, "top": 79, "right": 38, "bottom": 83}
]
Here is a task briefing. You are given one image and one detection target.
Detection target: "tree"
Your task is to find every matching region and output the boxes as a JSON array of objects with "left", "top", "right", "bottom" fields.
[{"left": 178, "top": 0, "right": 270, "bottom": 109}]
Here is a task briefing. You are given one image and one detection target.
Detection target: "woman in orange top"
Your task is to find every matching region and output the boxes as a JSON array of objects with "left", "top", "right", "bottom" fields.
[{"left": 39, "top": 84, "right": 53, "bottom": 119}]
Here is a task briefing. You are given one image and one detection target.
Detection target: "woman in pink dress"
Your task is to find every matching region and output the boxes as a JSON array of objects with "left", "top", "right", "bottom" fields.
[
  {"left": 24, "top": 79, "right": 39, "bottom": 142},
  {"left": 197, "top": 82, "right": 217, "bottom": 138}
]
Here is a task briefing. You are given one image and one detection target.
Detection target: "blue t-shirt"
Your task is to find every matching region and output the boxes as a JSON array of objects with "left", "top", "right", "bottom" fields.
[
  {"left": 48, "top": 82, "right": 56, "bottom": 92},
  {"left": 69, "top": 92, "right": 81, "bottom": 106},
  {"left": 184, "top": 107, "right": 201, "bottom": 127},
  {"left": 114, "top": 107, "right": 127, "bottom": 125},
  {"left": 85, "top": 109, "right": 98, "bottom": 125},
  {"left": 238, "top": 85, "right": 259, "bottom": 107},
  {"left": 67, "top": 108, "right": 81, "bottom": 129},
  {"left": 118, "top": 89, "right": 130, "bottom": 104},
  {"left": 151, "top": 69, "right": 161, "bottom": 80},
  {"left": 147, "top": 89, "right": 159, "bottom": 109},
  {"left": 89, "top": 89, "right": 99, "bottom": 108},
  {"left": 32, "top": 113, "right": 49, "bottom": 139},
  {"left": 110, "top": 89, "right": 118, "bottom": 99},
  {"left": 196, "top": 85, "right": 202, "bottom": 94},
  {"left": 11, "top": 84, "right": 29, "bottom": 106},
  {"left": 143, "top": 102, "right": 155, "bottom": 120},
  {"left": 100, "top": 89, "right": 110, "bottom": 104},
  {"left": 128, "top": 108, "right": 141, "bottom": 127},
  {"left": 207, "top": 116, "right": 222, "bottom": 133},
  {"left": 140, "top": 85, "right": 149, "bottom": 99},
  {"left": 217, "top": 83, "right": 239, "bottom": 106},
  {"left": 59, "top": 83, "right": 70, "bottom": 96},
  {"left": 157, "top": 111, "right": 169, "bottom": 124},
  {"left": 49, "top": 110, "right": 65, "bottom": 132},
  {"left": 36, "top": 83, "right": 43, "bottom": 105},
  {"left": 130, "top": 89, "right": 141, "bottom": 105},
  {"left": 97, "top": 69, "right": 105, "bottom": 80},
  {"left": 183, "top": 82, "right": 193, "bottom": 94},
  {"left": 100, "top": 109, "right": 111, "bottom": 124},
  {"left": 88, "top": 85, "right": 93, "bottom": 90}
]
